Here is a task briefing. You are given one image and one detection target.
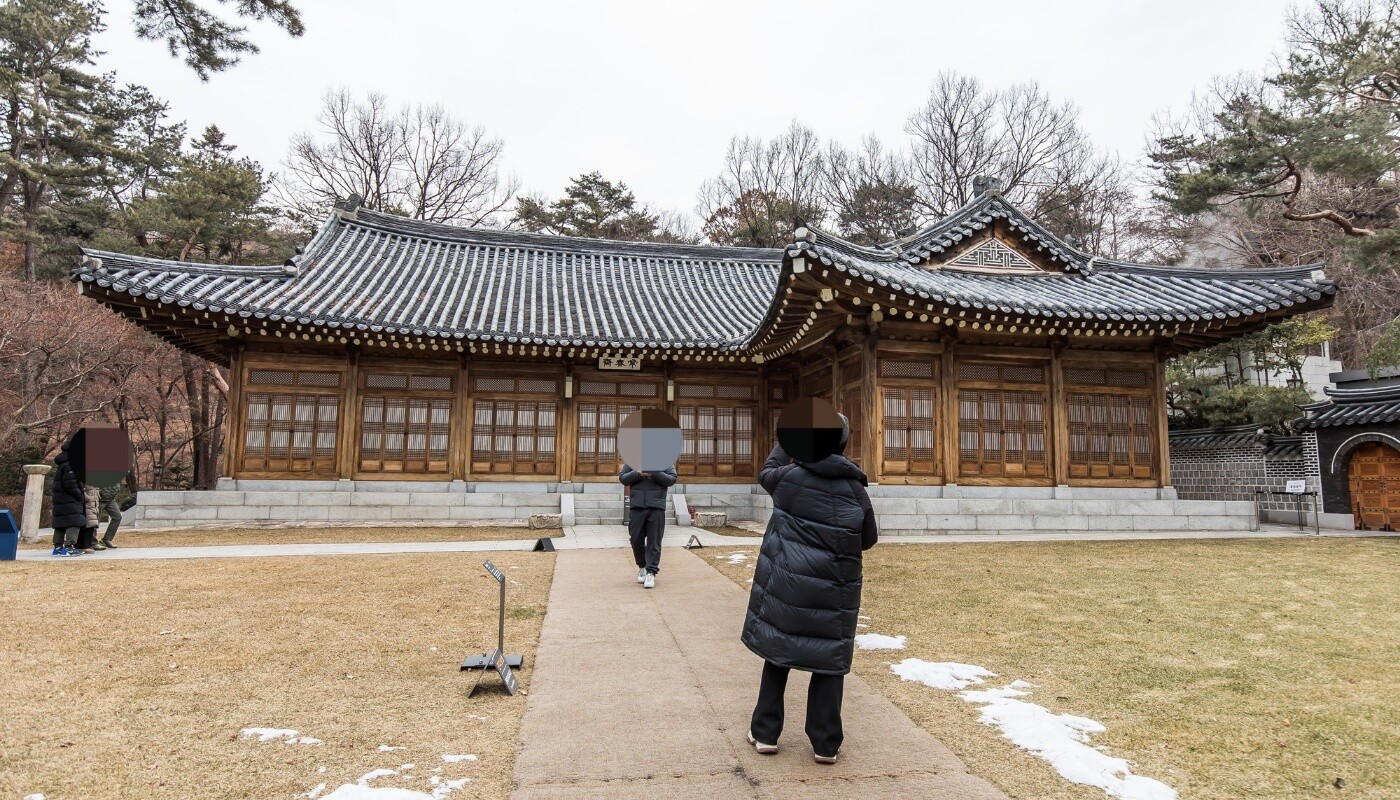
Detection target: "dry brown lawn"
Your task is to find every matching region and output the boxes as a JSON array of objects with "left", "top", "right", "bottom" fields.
[
  {"left": 702, "top": 524, "right": 764, "bottom": 538},
  {"left": 706, "top": 537, "right": 1400, "bottom": 800},
  {"left": 22, "top": 525, "right": 554, "bottom": 549},
  {"left": 1, "top": 550, "right": 555, "bottom": 799}
]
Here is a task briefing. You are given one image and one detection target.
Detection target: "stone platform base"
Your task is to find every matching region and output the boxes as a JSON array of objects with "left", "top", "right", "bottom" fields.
[{"left": 124, "top": 480, "right": 1256, "bottom": 534}]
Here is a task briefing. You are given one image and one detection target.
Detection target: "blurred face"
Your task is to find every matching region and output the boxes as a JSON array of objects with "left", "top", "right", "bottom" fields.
[
  {"left": 68, "top": 425, "right": 131, "bottom": 488},
  {"left": 618, "top": 408, "right": 682, "bottom": 471},
  {"left": 775, "top": 397, "right": 845, "bottom": 462}
]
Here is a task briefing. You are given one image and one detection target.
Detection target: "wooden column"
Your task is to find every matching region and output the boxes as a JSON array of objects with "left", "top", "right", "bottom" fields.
[
  {"left": 1049, "top": 342, "right": 1069, "bottom": 486},
  {"left": 757, "top": 362, "right": 769, "bottom": 472},
  {"left": 861, "top": 319, "right": 879, "bottom": 480},
  {"left": 941, "top": 338, "right": 959, "bottom": 482},
  {"left": 828, "top": 341, "right": 841, "bottom": 404},
  {"left": 336, "top": 348, "right": 360, "bottom": 479},
  {"left": 1153, "top": 348, "right": 1173, "bottom": 488},
  {"left": 221, "top": 345, "right": 245, "bottom": 479},
  {"left": 558, "top": 358, "right": 576, "bottom": 482},
  {"left": 452, "top": 353, "right": 471, "bottom": 480}
]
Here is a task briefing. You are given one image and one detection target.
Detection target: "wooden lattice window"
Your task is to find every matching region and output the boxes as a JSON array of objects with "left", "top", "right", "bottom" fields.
[
  {"left": 840, "top": 386, "right": 864, "bottom": 466},
  {"left": 470, "top": 400, "right": 557, "bottom": 475},
  {"left": 574, "top": 378, "right": 662, "bottom": 475},
  {"left": 242, "top": 393, "right": 339, "bottom": 474},
  {"left": 678, "top": 405, "right": 755, "bottom": 478},
  {"left": 956, "top": 361, "right": 1048, "bottom": 479},
  {"left": 360, "top": 398, "right": 451, "bottom": 474},
  {"left": 882, "top": 387, "right": 937, "bottom": 476},
  {"left": 1064, "top": 365, "right": 1156, "bottom": 480}
]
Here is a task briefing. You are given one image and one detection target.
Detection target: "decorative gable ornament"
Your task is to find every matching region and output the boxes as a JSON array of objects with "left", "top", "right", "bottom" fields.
[{"left": 943, "top": 238, "right": 1042, "bottom": 274}]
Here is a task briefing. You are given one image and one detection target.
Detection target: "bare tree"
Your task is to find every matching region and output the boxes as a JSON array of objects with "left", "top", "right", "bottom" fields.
[
  {"left": 821, "top": 135, "right": 921, "bottom": 244},
  {"left": 698, "top": 121, "right": 829, "bottom": 247},
  {"left": 278, "top": 89, "right": 518, "bottom": 228},
  {"left": 905, "top": 72, "right": 1112, "bottom": 219}
]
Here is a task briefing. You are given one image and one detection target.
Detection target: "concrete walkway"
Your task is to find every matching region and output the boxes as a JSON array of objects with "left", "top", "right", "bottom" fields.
[{"left": 510, "top": 546, "right": 1007, "bottom": 800}]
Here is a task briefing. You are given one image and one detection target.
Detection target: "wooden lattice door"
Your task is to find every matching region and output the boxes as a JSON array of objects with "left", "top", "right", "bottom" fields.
[{"left": 1348, "top": 443, "right": 1400, "bottom": 530}]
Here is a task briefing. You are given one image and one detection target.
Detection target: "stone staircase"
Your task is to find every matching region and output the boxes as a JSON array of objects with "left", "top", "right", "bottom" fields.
[{"left": 571, "top": 492, "right": 625, "bottom": 525}]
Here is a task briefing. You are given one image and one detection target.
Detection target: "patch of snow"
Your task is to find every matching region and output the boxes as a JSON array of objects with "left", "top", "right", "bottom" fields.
[
  {"left": 301, "top": 783, "right": 328, "bottom": 799},
  {"left": 321, "top": 786, "right": 438, "bottom": 800},
  {"left": 23, "top": 794, "right": 44, "bottom": 800},
  {"left": 891, "top": 659, "right": 996, "bottom": 690},
  {"left": 858, "top": 615, "right": 871, "bottom": 620},
  {"left": 356, "top": 768, "right": 398, "bottom": 785},
  {"left": 399, "top": 763, "right": 415, "bottom": 771},
  {"left": 378, "top": 744, "right": 405, "bottom": 752},
  {"left": 440, "top": 754, "right": 477, "bottom": 763},
  {"left": 433, "top": 778, "right": 470, "bottom": 797},
  {"left": 319, "top": 766, "right": 328, "bottom": 773},
  {"left": 240, "top": 727, "right": 300, "bottom": 742},
  {"left": 287, "top": 736, "right": 323, "bottom": 745},
  {"left": 892, "top": 660, "right": 1177, "bottom": 800},
  {"left": 724, "top": 553, "right": 748, "bottom": 564},
  {"left": 962, "top": 683, "right": 1177, "bottom": 800},
  {"left": 854, "top": 633, "right": 907, "bottom": 650},
  {"left": 856, "top": 623, "right": 870, "bottom": 629}
]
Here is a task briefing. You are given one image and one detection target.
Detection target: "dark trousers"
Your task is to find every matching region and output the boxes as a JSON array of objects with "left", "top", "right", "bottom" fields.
[
  {"left": 54, "top": 527, "right": 80, "bottom": 547},
  {"left": 101, "top": 499, "right": 122, "bottom": 542},
  {"left": 628, "top": 506, "right": 666, "bottom": 574},
  {"left": 750, "top": 660, "right": 845, "bottom": 757}
]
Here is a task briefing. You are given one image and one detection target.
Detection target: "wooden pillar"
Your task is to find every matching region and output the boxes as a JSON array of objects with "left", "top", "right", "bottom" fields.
[
  {"left": 861, "top": 320, "right": 879, "bottom": 480},
  {"left": 757, "top": 362, "right": 770, "bottom": 472},
  {"left": 558, "top": 358, "right": 576, "bottom": 482},
  {"left": 1049, "top": 342, "right": 1069, "bottom": 486},
  {"left": 1153, "top": 348, "right": 1173, "bottom": 488},
  {"left": 452, "top": 353, "right": 471, "bottom": 480},
  {"left": 221, "top": 345, "right": 245, "bottom": 479},
  {"left": 828, "top": 341, "right": 841, "bottom": 404},
  {"left": 941, "top": 339, "right": 958, "bottom": 481},
  {"left": 336, "top": 348, "right": 360, "bottom": 479}
]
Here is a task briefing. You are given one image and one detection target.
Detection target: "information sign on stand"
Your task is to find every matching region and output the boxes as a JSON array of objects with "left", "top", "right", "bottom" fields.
[
  {"left": 461, "top": 560, "right": 524, "bottom": 696},
  {"left": 1286, "top": 479, "right": 1307, "bottom": 494}
]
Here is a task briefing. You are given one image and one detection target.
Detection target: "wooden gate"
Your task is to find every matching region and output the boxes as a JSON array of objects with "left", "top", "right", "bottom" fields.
[{"left": 1348, "top": 442, "right": 1400, "bottom": 530}]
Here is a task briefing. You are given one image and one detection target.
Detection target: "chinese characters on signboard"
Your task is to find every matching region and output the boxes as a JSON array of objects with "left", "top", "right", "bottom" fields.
[{"left": 598, "top": 356, "right": 643, "bottom": 371}]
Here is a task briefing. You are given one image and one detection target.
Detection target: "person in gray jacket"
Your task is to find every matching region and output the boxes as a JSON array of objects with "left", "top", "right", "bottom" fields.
[
  {"left": 741, "top": 413, "right": 878, "bottom": 764},
  {"left": 619, "top": 463, "right": 678, "bottom": 589}
]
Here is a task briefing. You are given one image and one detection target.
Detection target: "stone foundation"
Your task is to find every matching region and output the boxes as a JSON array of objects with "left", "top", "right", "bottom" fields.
[{"left": 125, "top": 480, "right": 1256, "bottom": 534}]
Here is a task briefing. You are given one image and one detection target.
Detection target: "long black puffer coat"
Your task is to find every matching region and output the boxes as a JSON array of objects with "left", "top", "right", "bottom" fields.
[
  {"left": 50, "top": 445, "right": 87, "bottom": 530},
  {"left": 741, "top": 443, "right": 878, "bottom": 675}
]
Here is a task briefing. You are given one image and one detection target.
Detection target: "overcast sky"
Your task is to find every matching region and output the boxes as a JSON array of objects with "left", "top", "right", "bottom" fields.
[{"left": 92, "top": 0, "right": 1296, "bottom": 220}]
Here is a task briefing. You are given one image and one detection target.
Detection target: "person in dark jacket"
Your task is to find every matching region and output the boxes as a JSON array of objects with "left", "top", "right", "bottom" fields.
[
  {"left": 741, "top": 414, "right": 877, "bottom": 764},
  {"left": 619, "top": 463, "right": 678, "bottom": 589},
  {"left": 49, "top": 444, "right": 88, "bottom": 557}
]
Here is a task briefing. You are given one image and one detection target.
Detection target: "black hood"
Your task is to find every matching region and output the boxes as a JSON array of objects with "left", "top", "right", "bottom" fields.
[{"left": 797, "top": 453, "right": 868, "bottom": 484}]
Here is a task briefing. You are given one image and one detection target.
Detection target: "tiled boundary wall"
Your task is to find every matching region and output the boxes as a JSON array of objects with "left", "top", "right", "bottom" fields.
[{"left": 1169, "top": 426, "right": 1331, "bottom": 526}]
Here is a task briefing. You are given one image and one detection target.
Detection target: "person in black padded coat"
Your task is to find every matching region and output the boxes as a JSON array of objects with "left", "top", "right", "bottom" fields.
[
  {"left": 741, "top": 413, "right": 878, "bottom": 764},
  {"left": 49, "top": 443, "right": 88, "bottom": 556}
]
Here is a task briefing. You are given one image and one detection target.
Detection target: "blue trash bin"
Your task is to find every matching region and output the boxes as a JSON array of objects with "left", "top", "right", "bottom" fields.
[{"left": 0, "top": 509, "right": 18, "bottom": 561}]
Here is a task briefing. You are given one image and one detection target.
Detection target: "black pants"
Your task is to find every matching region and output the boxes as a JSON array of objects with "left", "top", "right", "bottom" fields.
[
  {"left": 750, "top": 660, "right": 844, "bottom": 756},
  {"left": 101, "top": 499, "right": 122, "bottom": 542},
  {"left": 628, "top": 506, "right": 665, "bottom": 574}
]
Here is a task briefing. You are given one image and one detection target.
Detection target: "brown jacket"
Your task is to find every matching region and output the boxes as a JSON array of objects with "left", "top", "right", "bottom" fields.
[{"left": 83, "top": 485, "right": 100, "bottom": 528}]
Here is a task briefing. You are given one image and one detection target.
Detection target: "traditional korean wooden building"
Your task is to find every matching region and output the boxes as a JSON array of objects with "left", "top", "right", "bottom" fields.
[{"left": 72, "top": 182, "right": 1338, "bottom": 531}]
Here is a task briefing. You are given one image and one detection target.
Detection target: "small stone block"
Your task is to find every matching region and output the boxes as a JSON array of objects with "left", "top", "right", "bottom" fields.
[
  {"left": 528, "top": 513, "right": 563, "bottom": 529},
  {"left": 694, "top": 511, "right": 727, "bottom": 528}
]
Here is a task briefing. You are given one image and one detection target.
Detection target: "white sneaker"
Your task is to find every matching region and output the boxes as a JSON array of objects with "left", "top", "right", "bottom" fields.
[
  {"left": 643, "top": 573, "right": 656, "bottom": 589},
  {"left": 813, "top": 753, "right": 838, "bottom": 765},
  {"left": 637, "top": 568, "right": 647, "bottom": 584},
  {"left": 747, "top": 731, "right": 778, "bottom": 755}
]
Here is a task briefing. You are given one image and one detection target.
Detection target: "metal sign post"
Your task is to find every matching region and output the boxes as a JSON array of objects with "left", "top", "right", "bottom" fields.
[{"left": 461, "top": 560, "right": 524, "bottom": 696}]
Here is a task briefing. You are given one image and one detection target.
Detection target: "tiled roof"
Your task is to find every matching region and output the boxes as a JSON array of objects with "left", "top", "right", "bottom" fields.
[
  {"left": 75, "top": 208, "right": 782, "bottom": 351},
  {"left": 1295, "top": 384, "right": 1400, "bottom": 429},
  {"left": 70, "top": 190, "right": 1337, "bottom": 361},
  {"left": 1168, "top": 424, "right": 1304, "bottom": 457},
  {"left": 786, "top": 194, "right": 1336, "bottom": 325}
]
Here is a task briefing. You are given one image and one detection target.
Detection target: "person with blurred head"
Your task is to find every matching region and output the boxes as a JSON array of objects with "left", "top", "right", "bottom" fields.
[
  {"left": 619, "top": 463, "right": 678, "bottom": 589},
  {"left": 49, "top": 443, "right": 87, "bottom": 557},
  {"left": 741, "top": 412, "right": 878, "bottom": 765}
]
